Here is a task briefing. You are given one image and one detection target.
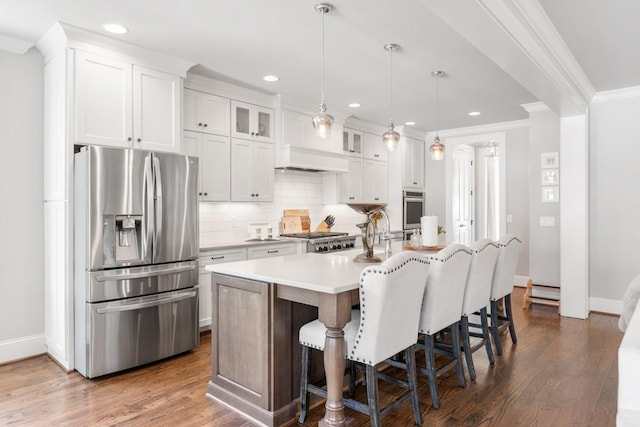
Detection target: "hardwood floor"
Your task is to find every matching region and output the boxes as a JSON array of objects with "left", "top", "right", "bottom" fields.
[{"left": 0, "top": 288, "right": 622, "bottom": 426}]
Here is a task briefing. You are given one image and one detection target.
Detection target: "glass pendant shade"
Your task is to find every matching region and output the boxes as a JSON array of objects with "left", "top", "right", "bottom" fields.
[
  {"left": 382, "top": 123, "right": 400, "bottom": 151},
  {"left": 430, "top": 136, "right": 445, "bottom": 160},
  {"left": 312, "top": 103, "right": 334, "bottom": 139}
]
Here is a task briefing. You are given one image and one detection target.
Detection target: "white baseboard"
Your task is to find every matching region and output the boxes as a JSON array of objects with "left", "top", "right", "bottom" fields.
[
  {"left": 590, "top": 297, "right": 622, "bottom": 315},
  {"left": 514, "top": 275, "right": 530, "bottom": 288},
  {"left": 0, "top": 334, "right": 46, "bottom": 364}
]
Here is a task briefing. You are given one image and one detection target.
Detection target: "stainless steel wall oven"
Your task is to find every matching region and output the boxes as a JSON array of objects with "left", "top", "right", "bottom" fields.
[{"left": 403, "top": 190, "right": 425, "bottom": 231}]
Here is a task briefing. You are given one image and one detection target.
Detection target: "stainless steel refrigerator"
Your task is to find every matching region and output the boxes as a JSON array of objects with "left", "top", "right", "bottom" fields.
[{"left": 74, "top": 146, "right": 199, "bottom": 378}]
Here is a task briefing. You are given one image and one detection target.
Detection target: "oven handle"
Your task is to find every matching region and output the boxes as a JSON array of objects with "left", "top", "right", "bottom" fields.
[
  {"left": 94, "top": 264, "right": 196, "bottom": 282},
  {"left": 404, "top": 197, "right": 424, "bottom": 202},
  {"left": 95, "top": 290, "right": 197, "bottom": 314}
]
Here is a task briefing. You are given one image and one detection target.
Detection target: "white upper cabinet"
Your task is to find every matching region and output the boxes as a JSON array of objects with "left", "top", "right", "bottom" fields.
[
  {"left": 363, "top": 159, "right": 388, "bottom": 203},
  {"left": 133, "top": 66, "right": 181, "bottom": 152},
  {"left": 337, "top": 157, "right": 363, "bottom": 203},
  {"left": 75, "top": 51, "right": 132, "bottom": 148},
  {"left": 342, "top": 128, "right": 363, "bottom": 157},
  {"left": 184, "top": 89, "right": 230, "bottom": 136},
  {"left": 183, "top": 131, "right": 231, "bottom": 202},
  {"left": 403, "top": 137, "right": 425, "bottom": 189},
  {"left": 75, "top": 51, "right": 181, "bottom": 152},
  {"left": 363, "top": 132, "right": 388, "bottom": 162},
  {"left": 231, "top": 139, "right": 274, "bottom": 201},
  {"left": 231, "top": 100, "right": 274, "bottom": 143}
]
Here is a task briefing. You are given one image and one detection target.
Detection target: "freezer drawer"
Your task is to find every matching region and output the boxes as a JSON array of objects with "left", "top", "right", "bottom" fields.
[{"left": 79, "top": 288, "right": 199, "bottom": 378}]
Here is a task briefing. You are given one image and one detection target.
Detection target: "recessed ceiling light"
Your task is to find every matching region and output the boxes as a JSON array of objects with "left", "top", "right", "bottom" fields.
[
  {"left": 405, "top": 121, "right": 416, "bottom": 126},
  {"left": 103, "top": 23, "right": 128, "bottom": 34},
  {"left": 468, "top": 111, "right": 481, "bottom": 116},
  {"left": 263, "top": 75, "right": 279, "bottom": 82},
  {"left": 348, "top": 103, "right": 360, "bottom": 108}
]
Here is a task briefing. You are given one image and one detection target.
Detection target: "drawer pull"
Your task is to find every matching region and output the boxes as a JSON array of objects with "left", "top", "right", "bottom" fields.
[
  {"left": 267, "top": 250, "right": 278, "bottom": 254},
  {"left": 211, "top": 255, "right": 225, "bottom": 260}
]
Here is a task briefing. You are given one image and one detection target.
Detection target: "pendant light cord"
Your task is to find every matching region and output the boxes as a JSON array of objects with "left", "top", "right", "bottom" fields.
[
  {"left": 321, "top": 10, "right": 325, "bottom": 106},
  {"left": 435, "top": 72, "right": 439, "bottom": 137},
  {"left": 389, "top": 47, "right": 393, "bottom": 124}
]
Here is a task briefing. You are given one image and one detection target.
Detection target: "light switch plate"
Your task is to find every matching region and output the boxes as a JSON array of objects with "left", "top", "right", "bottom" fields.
[{"left": 540, "top": 216, "right": 555, "bottom": 227}]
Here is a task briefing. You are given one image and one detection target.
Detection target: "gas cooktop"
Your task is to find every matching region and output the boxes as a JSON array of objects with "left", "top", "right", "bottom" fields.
[{"left": 279, "top": 231, "right": 348, "bottom": 239}]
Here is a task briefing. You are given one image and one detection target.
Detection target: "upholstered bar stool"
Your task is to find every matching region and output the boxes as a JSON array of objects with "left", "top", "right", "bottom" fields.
[
  {"left": 417, "top": 244, "right": 472, "bottom": 409},
  {"left": 460, "top": 239, "right": 500, "bottom": 381},
  {"left": 298, "top": 252, "right": 430, "bottom": 427},
  {"left": 489, "top": 235, "right": 522, "bottom": 355}
]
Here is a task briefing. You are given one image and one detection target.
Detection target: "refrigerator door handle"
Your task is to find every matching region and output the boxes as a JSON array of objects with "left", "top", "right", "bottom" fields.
[
  {"left": 94, "top": 264, "right": 196, "bottom": 282},
  {"left": 143, "top": 155, "right": 154, "bottom": 262},
  {"left": 153, "top": 155, "right": 163, "bottom": 260},
  {"left": 95, "top": 290, "right": 197, "bottom": 314}
]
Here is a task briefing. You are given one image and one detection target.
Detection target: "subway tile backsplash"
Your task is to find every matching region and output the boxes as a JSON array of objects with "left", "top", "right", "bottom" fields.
[{"left": 199, "top": 170, "right": 362, "bottom": 247}]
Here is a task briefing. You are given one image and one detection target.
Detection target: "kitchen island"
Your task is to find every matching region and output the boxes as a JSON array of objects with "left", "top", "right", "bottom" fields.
[{"left": 205, "top": 250, "right": 380, "bottom": 427}]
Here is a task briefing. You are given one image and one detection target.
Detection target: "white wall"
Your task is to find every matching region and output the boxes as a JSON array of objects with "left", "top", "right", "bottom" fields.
[
  {"left": 0, "top": 48, "right": 46, "bottom": 362},
  {"left": 528, "top": 109, "right": 561, "bottom": 286},
  {"left": 590, "top": 93, "right": 640, "bottom": 305}
]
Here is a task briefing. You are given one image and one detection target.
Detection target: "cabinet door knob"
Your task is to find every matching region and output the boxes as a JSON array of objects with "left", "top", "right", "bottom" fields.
[
  {"left": 251, "top": 193, "right": 255, "bottom": 197},
  {"left": 127, "top": 137, "right": 132, "bottom": 142},
  {"left": 204, "top": 192, "right": 208, "bottom": 196},
  {"left": 256, "top": 193, "right": 259, "bottom": 197},
  {"left": 198, "top": 122, "right": 203, "bottom": 127},
  {"left": 198, "top": 192, "right": 202, "bottom": 196},
  {"left": 137, "top": 138, "right": 142, "bottom": 143},
  {"left": 203, "top": 123, "right": 208, "bottom": 128}
]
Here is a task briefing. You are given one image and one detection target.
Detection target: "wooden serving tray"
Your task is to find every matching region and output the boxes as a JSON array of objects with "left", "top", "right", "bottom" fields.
[{"left": 403, "top": 244, "right": 446, "bottom": 252}]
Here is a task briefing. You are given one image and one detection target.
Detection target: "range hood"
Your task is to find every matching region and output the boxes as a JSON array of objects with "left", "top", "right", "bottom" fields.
[{"left": 275, "top": 145, "right": 349, "bottom": 173}]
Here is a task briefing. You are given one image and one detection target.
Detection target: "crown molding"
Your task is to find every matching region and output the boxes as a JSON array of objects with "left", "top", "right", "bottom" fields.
[
  {"left": 0, "top": 34, "right": 33, "bottom": 54},
  {"left": 521, "top": 102, "right": 549, "bottom": 113},
  {"left": 425, "top": 119, "right": 528, "bottom": 139},
  {"left": 37, "top": 22, "right": 195, "bottom": 76},
  {"left": 424, "top": 0, "right": 593, "bottom": 116},
  {"left": 592, "top": 86, "right": 640, "bottom": 103}
]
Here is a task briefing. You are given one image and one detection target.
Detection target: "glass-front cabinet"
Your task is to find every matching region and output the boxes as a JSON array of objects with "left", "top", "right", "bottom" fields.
[
  {"left": 231, "top": 100, "right": 274, "bottom": 143},
  {"left": 342, "top": 128, "right": 363, "bottom": 157}
]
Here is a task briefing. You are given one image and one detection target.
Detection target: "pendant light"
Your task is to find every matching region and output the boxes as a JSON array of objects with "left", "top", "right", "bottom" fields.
[
  {"left": 430, "top": 70, "right": 445, "bottom": 160},
  {"left": 382, "top": 43, "right": 400, "bottom": 151},
  {"left": 312, "top": 4, "right": 334, "bottom": 139}
]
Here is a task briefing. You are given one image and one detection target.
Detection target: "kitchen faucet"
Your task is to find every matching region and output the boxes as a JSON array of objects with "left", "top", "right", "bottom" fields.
[{"left": 378, "top": 208, "right": 392, "bottom": 257}]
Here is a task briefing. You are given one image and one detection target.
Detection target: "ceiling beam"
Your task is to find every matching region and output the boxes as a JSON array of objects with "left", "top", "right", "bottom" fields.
[{"left": 423, "top": 0, "right": 595, "bottom": 116}]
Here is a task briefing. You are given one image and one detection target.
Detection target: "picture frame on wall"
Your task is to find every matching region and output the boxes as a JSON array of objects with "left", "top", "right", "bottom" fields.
[
  {"left": 541, "top": 169, "right": 559, "bottom": 185},
  {"left": 542, "top": 186, "right": 559, "bottom": 203},
  {"left": 541, "top": 152, "right": 559, "bottom": 169}
]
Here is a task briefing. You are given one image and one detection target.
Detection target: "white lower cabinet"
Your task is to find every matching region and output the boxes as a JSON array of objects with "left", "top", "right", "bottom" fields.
[
  {"left": 198, "top": 247, "right": 248, "bottom": 329},
  {"left": 231, "top": 139, "right": 274, "bottom": 201},
  {"left": 247, "top": 242, "right": 296, "bottom": 259},
  {"left": 183, "top": 131, "right": 231, "bottom": 201}
]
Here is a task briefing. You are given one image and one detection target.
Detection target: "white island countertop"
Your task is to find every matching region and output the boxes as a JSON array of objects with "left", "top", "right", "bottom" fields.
[{"left": 206, "top": 251, "right": 375, "bottom": 294}]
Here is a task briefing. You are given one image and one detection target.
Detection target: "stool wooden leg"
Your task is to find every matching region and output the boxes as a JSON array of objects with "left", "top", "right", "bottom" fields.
[
  {"left": 505, "top": 294, "right": 517, "bottom": 344},
  {"left": 450, "top": 322, "right": 466, "bottom": 388},
  {"left": 365, "top": 364, "right": 381, "bottom": 427},
  {"left": 423, "top": 334, "right": 440, "bottom": 409}
]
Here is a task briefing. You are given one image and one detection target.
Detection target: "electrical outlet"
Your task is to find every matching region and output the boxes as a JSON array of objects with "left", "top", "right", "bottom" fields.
[
  {"left": 506, "top": 214, "right": 513, "bottom": 223},
  {"left": 540, "top": 216, "right": 555, "bottom": 227}
]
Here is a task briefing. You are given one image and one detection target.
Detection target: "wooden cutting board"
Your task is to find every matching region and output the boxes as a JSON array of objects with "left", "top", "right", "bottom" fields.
[
  {"left": 282, "top": 209, "right": 310, "bottom": 232},
  {"left": 281, "top": 216, "right": 303, "bottom": 233}
]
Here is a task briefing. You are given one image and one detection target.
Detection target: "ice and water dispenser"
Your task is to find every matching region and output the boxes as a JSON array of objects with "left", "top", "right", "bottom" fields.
[{"left": 102, "top": 214, "right": 144, "bottom": 266}]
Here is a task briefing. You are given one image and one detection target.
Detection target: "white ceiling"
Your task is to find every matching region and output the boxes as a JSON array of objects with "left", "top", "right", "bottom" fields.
[{"left": 1, "top": 0, "right": 639, "bottom": 134}]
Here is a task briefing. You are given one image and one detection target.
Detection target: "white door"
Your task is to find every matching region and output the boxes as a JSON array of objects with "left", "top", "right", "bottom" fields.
[{"left": 452, "top": 145, "right": 475, "bottom": 244}]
